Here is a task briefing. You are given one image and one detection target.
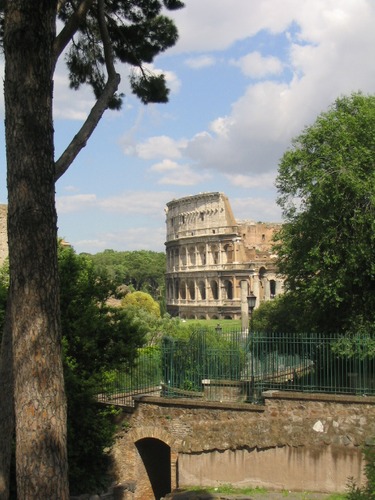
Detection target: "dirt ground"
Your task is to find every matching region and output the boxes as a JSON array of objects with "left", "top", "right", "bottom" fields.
[{"left": 164, "top": 489, "right": 340, "bottom": 499}]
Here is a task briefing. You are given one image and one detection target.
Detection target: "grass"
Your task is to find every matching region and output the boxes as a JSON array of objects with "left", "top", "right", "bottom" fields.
[
  {"left": 183, "top": 484, "right": 267, "bottom": 494},
  {"left": 184, "top": 318, "right": 242, "bottom": 330}
]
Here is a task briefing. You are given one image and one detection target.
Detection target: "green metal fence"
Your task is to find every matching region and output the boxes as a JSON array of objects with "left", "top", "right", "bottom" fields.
[
  {"left": 97, "top": 346, "right": 163, "bottom": 406},
  {"left": 97, "top": 330, "right": 375, "bottom": 406}
]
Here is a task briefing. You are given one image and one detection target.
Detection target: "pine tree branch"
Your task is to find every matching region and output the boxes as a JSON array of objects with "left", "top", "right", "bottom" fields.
[
  {"left": 54, "top": 0, "right": 95, "bottom": 64},
  {"left": 54, "top": 0, "right": 121, "bottom": 181}
]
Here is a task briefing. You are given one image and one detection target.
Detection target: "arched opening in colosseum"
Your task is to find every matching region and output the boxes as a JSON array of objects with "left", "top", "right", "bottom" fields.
[
  {"left": 223, "top": 279, "right": 233, "bottom": 300},
  {"left": 210, "top": 280, "right": 219, "bottom": 300},
  {"left": 259, "top": 267, "right": 267, "bottom": 301},
  {"left": 198, "top": 245, "right": 206, "bottom": 265},
  {"left": 180, "top": 247, "right": 187, "bottom": 266},
  {"left": 174, "top": 279, "right": 179, "bottom": 300},
  {"left": 210, "top": 244, "right": 219, "bottom": 265},
  {"left": 188, "top": 246, "right": 196, "bottom": 266},
  {"left": 198, "top": 280, "right": 206, "bottom": 300},
  {"left": 135, "top": 437, "right": 171, "bottom": 500},
  {"left": 173, "top": 248, "right": 179, "bottom": 268},
  {"left": 179, "top": 281, "right": 186, "bottom": 300},
  {"left": 270, "top": 279, "right": 276, "bottom": 298},
  {"left": 223, "top": 243, "right": 234, "bottom": 264},
  {"left": 188, "top": 280, "right": 195, "bottom": 300},
  {"left": 167, "top": 280, "right": 173, "bottom": 300}
]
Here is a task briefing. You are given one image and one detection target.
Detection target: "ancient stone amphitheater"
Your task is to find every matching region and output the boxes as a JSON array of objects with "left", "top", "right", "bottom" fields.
[{"left": 165, "top": 192, "right": 284, "bottom": 320}]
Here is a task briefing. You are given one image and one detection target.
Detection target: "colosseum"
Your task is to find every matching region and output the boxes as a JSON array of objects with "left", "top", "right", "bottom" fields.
[{"left": 165, "top": 192, "right": 284, "bottom": 322}]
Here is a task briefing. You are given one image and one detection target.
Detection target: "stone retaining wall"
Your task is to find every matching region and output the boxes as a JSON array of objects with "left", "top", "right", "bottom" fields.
[{"left": 110, "top": 392, "right": 375, "bottom": 499}]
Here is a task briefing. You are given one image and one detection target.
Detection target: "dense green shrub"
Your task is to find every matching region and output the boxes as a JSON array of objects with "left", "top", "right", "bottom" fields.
[{"left": 347, "top": 444, "right": 375, "bottom": 499}]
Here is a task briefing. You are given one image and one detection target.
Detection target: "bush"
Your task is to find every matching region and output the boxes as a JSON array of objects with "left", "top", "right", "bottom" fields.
[{"left": 347, "top": 444, "right": 375, "bottom": 499}]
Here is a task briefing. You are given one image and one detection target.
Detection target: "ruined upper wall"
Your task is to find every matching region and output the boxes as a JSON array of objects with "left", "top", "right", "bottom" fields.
[
  {"left": 0, "top": 204, "right": 8, "bottom": 266},
  {"left": 165, "top": 192, "right": 281, "bottom": 252},
  {"left": 165, "top": 192, "right": 238, "bottom": 241},
  {"left": 239, "top": 220, "right": 281, "bottom": 254}
]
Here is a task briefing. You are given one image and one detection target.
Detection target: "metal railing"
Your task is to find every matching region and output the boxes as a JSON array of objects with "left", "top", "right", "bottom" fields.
[{"left": 97, "top": 330, "right": 375, "bottom": 406}]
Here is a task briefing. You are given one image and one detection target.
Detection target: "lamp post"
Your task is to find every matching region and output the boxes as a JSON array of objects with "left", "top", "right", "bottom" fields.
[{"left": 247, "top": 292, "right": 256, "bottom": 334}]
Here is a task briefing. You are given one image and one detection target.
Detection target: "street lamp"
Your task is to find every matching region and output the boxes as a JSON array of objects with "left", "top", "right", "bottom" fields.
[{"left": 247, "top": 292, "right": 256, "bottom": 333}]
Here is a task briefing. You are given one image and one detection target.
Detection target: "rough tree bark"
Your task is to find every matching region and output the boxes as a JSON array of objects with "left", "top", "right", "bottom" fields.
[
  {"left": 2, "top": 0, "right": 69, "bottom": 497},
  {"left": 0, "top": 0, "right": 179, "bottom": 495}
]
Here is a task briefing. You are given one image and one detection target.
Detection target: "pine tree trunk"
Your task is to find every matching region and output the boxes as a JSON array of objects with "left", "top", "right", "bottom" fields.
[
  {"left": 3, "top": 1, "right": 69, "bottom": 498},
  {"left": 0, "top": 314, "right": 14, "bottom": 500}
]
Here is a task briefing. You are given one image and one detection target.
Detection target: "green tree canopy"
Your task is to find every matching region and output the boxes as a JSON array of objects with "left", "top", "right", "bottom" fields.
[
  {"left": 58, "top": 243, "right": 147, "bottom": 493},
  {"left": 87, "top": 249, "right": 166, "bottom": 298},
  {"left": 275, "top": 92, "right": 375, "bottom": 333},
  {"left": 122, "top": 290, "right": 161, "bottom": 318}
]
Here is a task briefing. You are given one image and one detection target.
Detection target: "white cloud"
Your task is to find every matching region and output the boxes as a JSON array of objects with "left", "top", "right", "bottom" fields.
[
  {"left": 73, "top": 226, "right": 166, "bottom": 253},
  {"left": 168, "top": 0, "right": 298, "bottom": 53},
  {"left": 156, "top": 164, "right": 211, "bottom": 186},
  {"left": 166, "top": 0, "right": 375, "bottom": 178},
  {"left": 57, "top": 194, "right": 97, "bottom": 213},
  {"left": 185, "top": 55, "right": 216, "bottom": 69},
  {"left": 231, "top": 52, "right": 283, "bottom": 79},
  {"left": 57, "top": 190, "right": 175, "bottom": 216},
  {"left": 231, "top": 196, "right": 282, "bottom": 223},
  {"left": 62, "top": 185, "right": 80, "bottom": 193},
  {"left": 98, "top": 190, "right": 173, "bottom": 215},
  {"left": 226, "top": 172, "right": 277, "bottom": 190},
  {"left": 136, "top": 136, "right": 186, "bottom": 159},
  {"left": 149, "top": 159, "right": 180, "bottom": 173},
  {"left": 53, "top": 63, "right": 96, "bottom": 121}
]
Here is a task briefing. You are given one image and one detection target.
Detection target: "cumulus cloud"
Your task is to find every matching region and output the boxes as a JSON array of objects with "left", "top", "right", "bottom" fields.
[
  {"left": 168, "top": 0, "right": 298, "bottom": 53},
  {"left": 57, "top": 190, "right": 175, "bottom": 216},
  {"left": 159, "top": 0, "right": 375, "bottom": 178},
  {"left": 73, "top": 226, "right": 166, "bottom": 253},
  {"left": 146, "top": 157, "right": 211, "bottom": 186},
  {"left": 226, "top": 172, "right": 277, "bottom": 190},
  {"left": 131, "top": 135, "right": 186, "bottom": 160},
  {"left": 149, "top": 159, "right": 180, "bottom": 173},
  {"left": 57, "top": 194, "right": 97, "bottom": 213},
  {"left": 231, "top": 52, "right": 283, "bottom": 79},
  {"left": 231, "top": 196, "right": 282, "bottom": 223},
  {"left": 185, "top": 55, "right": 216, "bottom": 69}
]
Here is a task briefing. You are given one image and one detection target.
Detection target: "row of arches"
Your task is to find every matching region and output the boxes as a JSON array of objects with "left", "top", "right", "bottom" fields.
[
  {"left": 167, "top": 277, "right": 235, "bottom": 302},
  {"left": 166, "top": 274, "right": 281, "bottom": 306},
  {"left": 166, "top": 241, "right": 236, "bottom": 270}
]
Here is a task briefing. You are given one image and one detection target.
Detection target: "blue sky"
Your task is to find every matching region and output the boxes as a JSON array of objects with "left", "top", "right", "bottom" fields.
[{"left": 1, "top": 0, "right": 374, "bottom": 254}]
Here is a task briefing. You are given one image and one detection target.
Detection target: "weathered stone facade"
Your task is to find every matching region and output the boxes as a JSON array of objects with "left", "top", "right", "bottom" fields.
[
  {"left": 165, "top": 192, "right": 284, "bottom": 320},
  {"left": 0, "top": 204, "right": 8, "bottom": 266},
  {"left": 110, "top": 392, "right": 375, "bottom": 499}
]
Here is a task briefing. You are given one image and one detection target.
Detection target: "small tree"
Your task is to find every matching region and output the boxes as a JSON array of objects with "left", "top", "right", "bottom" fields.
[{"left": 122, "top": 290, "right": 161, "bottom": 318}]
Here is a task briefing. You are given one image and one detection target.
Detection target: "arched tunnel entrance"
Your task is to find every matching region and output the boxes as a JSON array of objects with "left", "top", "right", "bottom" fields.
[{"left": 135, "top": 437, "right": 171, "bottom": 499}]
